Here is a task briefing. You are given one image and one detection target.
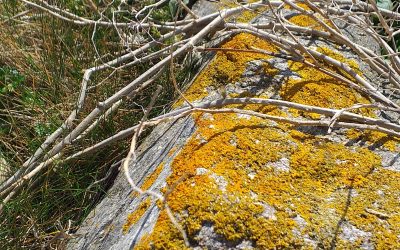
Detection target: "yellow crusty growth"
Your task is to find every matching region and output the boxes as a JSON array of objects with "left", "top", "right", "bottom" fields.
[
  {"left": 220, "top": 0, "right": 263, "bottom": 23},
  {"left": 285, "top": 2, "right": 312, "bottom": 11},
  {"left": 289, "top": 15, "right": 324, "bottom": 30},
  {"left": 134, "top": 34, "right": 400, "bottom": 249},
  {"left": 124, "top": 164, "right": 164, "bottom": 232},
  {"left": 280, "top": 47, "right": 375, "bottom": 118},
  {"left": 123, "top": 198, "right": 152, "bottom": 234},
  {"left": 176, "top": 33, "right": 277, "bottom": 105},
  {"left": 135, "top": 112, "right": 400, "bottom": 249},
  {"left": 346, "top": 129, "right": 400, "bottom": 151},
  {"left": 140, "top": 163, "right": 164, "bottom": 192},
  {"left": 131, "top": 163, "right": 164, "bottom": 198}
]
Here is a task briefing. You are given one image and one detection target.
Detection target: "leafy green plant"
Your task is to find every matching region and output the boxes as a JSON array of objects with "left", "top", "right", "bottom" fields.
[
  {"left": 169, "top": 0, "right": 189, "bottom": 19},
  {"left": 376, "top": 0, "right": 393, "bottom": 11},
  {"left": 370, "top": 0, "right": 400, "bottom": 53},
  {"left": 21, "top": 90, "right": 44, "bottom": 107},
  {"left": 152, "top": 6, "right": 173, "bottom": 22},
  {"left": 0, "top": 67, "right": 25, "bottom": 94}
]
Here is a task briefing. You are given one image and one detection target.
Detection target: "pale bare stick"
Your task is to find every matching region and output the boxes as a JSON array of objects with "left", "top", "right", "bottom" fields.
[
  {"left": 4, "top": 0, "right": 400, "bottom": 218},
  {"left": 251, "top": 21, "right": 400, "bottom": 85},
  {"left": 122, "top": 85, "right": 190, "bottom": 246},
  {"left": 3, "top": 96, "right": 400, "bottom": 201},
  {"left": 323, "top": 5, "right": 400, "bottom": 86},
  {"left": 282, "top": 0, "right": 400, "bottom": 87},
  {"left": 0, "top": 18, "right": 192, "bottom": 193},
  {"left": 367, "top": 0, "right": 393, "bottom": 39},
  {"left": 0, "top": 153, "right": 62, "bottom": 213},
  {"left": 122, "top": 86, "right": 162, "bottom": 196},
  {"left": 193, "top": 107, "right": 400, "bottom": 137},
  {"left": 0, "top": 9, "right": 32, "bottom": 25},
  {"left": 327, "top": 104, "right": 378, "bottom": 134},
  {"left": 1, "top": 4, "right": 240, "bottom": 200},
  {"left": 266, "top": 0, "right": 320, "bottom": 65},
  {"left": 63, "top": 95, "right": 400, "bottom": 163},
  {"left": 177, "top": 0, "right": 198, "bottom": 19},
  {"left": 76, "top": 73, "right": 163, "bottom": 142},
  {"left": 226, "top": 23, "right": 399, "bottom": 108}
]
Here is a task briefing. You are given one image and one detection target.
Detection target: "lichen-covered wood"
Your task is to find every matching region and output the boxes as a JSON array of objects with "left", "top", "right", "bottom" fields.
[{"left": 68, "top": 2, "right": 400, "bottom": 249}]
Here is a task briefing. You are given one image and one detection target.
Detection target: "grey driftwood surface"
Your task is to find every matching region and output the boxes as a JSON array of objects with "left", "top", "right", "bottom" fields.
[
  {"left": 68, "top": 116, "right": 196, "bottom": 250},
  {"left": 68, "top": 1, "right": 399, "bottom": 250},
  {"left": 68, "top": 2, "right": 219, "bottom": 249}
]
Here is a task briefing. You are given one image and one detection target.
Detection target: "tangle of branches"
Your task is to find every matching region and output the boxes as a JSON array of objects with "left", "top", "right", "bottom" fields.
[{"left": 1, "top": 0, "right": 400, "bottom": 241}]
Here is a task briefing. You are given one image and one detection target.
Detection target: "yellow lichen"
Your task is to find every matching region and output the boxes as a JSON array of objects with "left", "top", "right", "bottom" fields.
[
  {"left": 175, "top": 33, "right": 277, "bottom": 106},
  {"left": 141, "top": 163, "right": 164, "bottom": 191},
  {"left": 316, "top": 47, "right": 361, "bottom": 74},
  {"left": 136, "top": 107, "right": 399, "bottom": 248},
  {"left": 134, "top": 33, "right": 400, "bottom": 249},
  {"left": 123, "top": 198, "right": 152, "bottom": 234},
  {"left": 135, "top": 210, "right": 191, "bottom": 250},
  {"left": 289, "top": 14, "right": 325, "bottom": 31},
  {"left": 220, "top": 0, "right": 263, "bottom": 23},
  {"left": 167, "top": 147, "right": 177, "bottom": 157},
  {"left": 346, "top": 129, "right": 400, "bottom": 151},
  {"left": 131, "top": 163, "right": 164, "bottom": 198},
  {"left": 284, "top": 2, "right": 312, "bottom": 11},
  {"left": 280, "top": 47, "right": 375, "bottom": 118},
  {"left": 296, "top": 2, "right": 312, "bottom": 11},
  {"left": 287, "top": 10, "right": 339, "bottom": 33}
]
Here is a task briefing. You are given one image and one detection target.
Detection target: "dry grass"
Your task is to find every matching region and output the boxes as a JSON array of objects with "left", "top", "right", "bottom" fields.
[{"left": 0, "top": 1, "right": 183, "bottom": 248}]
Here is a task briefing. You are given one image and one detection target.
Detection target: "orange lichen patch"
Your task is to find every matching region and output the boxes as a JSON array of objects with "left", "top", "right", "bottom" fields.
[
  {"left": 167, "top": 147, "right": 177, "bottom": 157},
  {"left": 219, "top": 0, "right": 263, "bottom": 23},
  {"left": 235, "top": 9, "right": 260, "bottom": 23},
  {"left": 135, "top": 210, "right": 190, "bottom": 250},
  {"left": 135, "top": 35, "right": 400, "bottom": 249},
  {"left": 123, "top": 198, "right": 152, "bottom": 234},
  {"left": 175, "top": 33, "right": 277, "bottom": 106},
  {"left": 170, "top": 113, "right": 290, "bottom": 177},
  {"left": 221, "top": 1, "right": 261, "bottom": 23},
  {"left": 346, "top": 129, "right": 400, "bottom": 151},
  {"left": 255, "top": 104, "right": 289, "bottom": 118},
  {"left": 280, "top": 48, "right": 374, "bottom": 118},
  {"left": 296, "top": 2, "right": 312, "bottom": 10},
  {"left": 289, "top": 140, "right": 380, "bottom": 187},
  {"left": 284, "top": 2, "right": 312, "bottom": 11},
  {"left": 131, "top": 163, "right": 165, "bottom": 198},
  {"left": 288, "top": 14, "right": 326, "bottom": 31},
  {"left": 141, "top": 163, "right": 164, "bottom": 191},
  {"left": 263, "top": 62, "right": 280, "bottom": 77},
  {"left": 316, "top": 46, "right": 363, "bottom": 79},
  {"left": 335, "top": 167, "right": 400, "bottom": 248},
  {"left": 316, "top": 47, "right": 361, "bottom": 74},
  {"left": 135, "top": 106, "right": 400, "bottom": 248}
]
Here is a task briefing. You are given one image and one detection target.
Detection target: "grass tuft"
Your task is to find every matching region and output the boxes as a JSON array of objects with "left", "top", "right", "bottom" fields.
[{"left": 0, "top": 0, "right": 195, "bottom": 248}]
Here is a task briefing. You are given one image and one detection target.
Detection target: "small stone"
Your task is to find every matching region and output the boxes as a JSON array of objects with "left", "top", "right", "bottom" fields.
[
  {"left": 269, "top": 157, "right": 290, "bottom": 172},
  {"left": 196, "top": 168, "right": 209, "bottom": 175},
  {"left": 340, "top": 221, "right": 372, "bottom": 244},
  {"left": 248, "top": 172, "right": 256, "bottom": 180},
  {"left": 256, "top": 202, "right": 277, "bottom": 220}
]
